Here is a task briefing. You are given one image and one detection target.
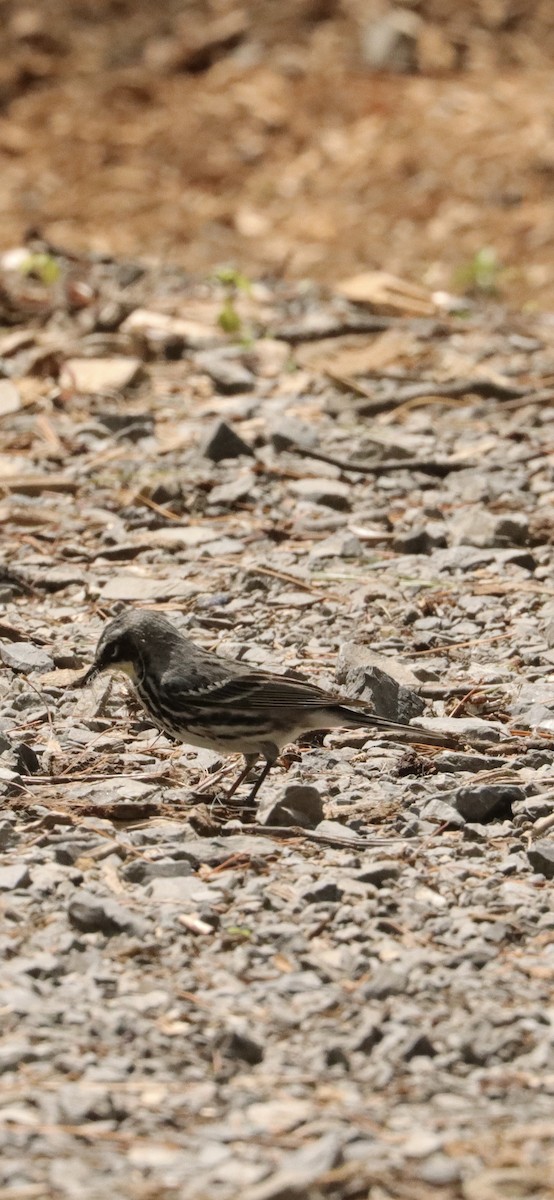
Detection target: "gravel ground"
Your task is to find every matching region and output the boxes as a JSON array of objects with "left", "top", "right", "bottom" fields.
[{"left": 1, "top": 255, "right": 554, "bottom": 1198}]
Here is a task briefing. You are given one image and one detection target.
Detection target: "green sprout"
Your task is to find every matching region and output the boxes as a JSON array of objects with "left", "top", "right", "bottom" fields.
[
  {"left": 454, "top": 247, "right": 502, "bottom": 296},
  {"left": 19, "top": 252, "right": 61, "bottom": 286},
  {"left": 215, "top": 266, "right": 253, "bottom": 336}
]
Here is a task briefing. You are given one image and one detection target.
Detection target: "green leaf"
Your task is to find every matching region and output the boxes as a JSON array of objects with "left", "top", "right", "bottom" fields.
[{"left": 20, "top": 252, "right": 61, "bottom": 286}]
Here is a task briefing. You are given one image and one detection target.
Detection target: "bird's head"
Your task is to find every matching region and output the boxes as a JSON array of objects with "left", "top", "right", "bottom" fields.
[{"left": 79, "top": 609, "right": 179, "bottom": 687}]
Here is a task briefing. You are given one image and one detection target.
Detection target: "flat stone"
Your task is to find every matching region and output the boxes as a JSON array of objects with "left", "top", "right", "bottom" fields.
[
  {"left": 309, "top": 533, "right": 363, "bottom": 559},
  {"left": 266, "top": 589, "right": 316, "bottom": 608},
  {"left": 242, "top": 1133, "right": 341, "bottom": 1200},
  {"left": 60, "top": 356, "right": 141, "bottom": 393},
  {"left": 527, "top": 840, "right": 554, "bottom": 879},
  {"left": 291, "top": 477, "right": 352, "bottom": 511},
  {"left": 67, "top": 893, "right": 148, "bottom": 937},
  {"left": 300, "top": 876, "right": 344, "bottom": 903},
  {"left": 415, "top": 716, "right": 506, "bottom": 743},
  {"left": 356, "top": 860, "right": 401, "bottom": 886},
  {"left": 0, "top": 819, "right": 18, "bottom": 849},
  {"left": 132, "top": 525, "right": 219, "bottom": 548},
  {"left": 97, "top": 573, "right": 191, "bottom": 602},
  {"left": 0, "top": 379, "right": 21, "bottom": 417},
  {"left": 0, "top": 863, "right": 31, "bottom": 890},
  {"left": 146, "top": 875, "right": 223, "bottom": 906},
  {"left": 122, "top": 308, "right": 220, "bottom": 349},
  {"left": 419, "top": 798, "right": 466, "bottom": 828},
  {"left": 360, "top": 11, "right": 419, "bottom": 73},
  {"left": 210, "top": 472, "right": 256, "bottom": 505},
  {"left": 257, "top": 784, "right": 324, "bottom": 829},
  {"left": 450, "top": 507, "right": 529, "bottom": 549},
  {"left": 72, "top": 778, "right": 161, "bottom": 820},
  {"left": 0, "top": 1040, "right": 39, "bottom": 1073},
  {"left": 200, "top": 536, "right": 246, "bottom": 556},
  {"left": 393, "top": 525, "right": 446, "bottom": 554},
  {"left": 450, "top": 784, "right": 524, "bottom": 822},
  {"left": 219, "top": 1028, "right": 264, "bottom": 1065},
  {"left": 97, "top": 411, "right": 154, "bottom": 439},
  {"left": 315, "top": 819, "right": 360, "bottom": 841},
  {"left": 435, "top": 751, "right": 506, "bottom": 773},
  {"left": 122, "top": 859, "right": 194, "bottom": 884},
  {"left": 337, "top": 642, "right": 420, "bottom": 689},
  {"left": 416, "top": 1153, "right": 460, "bottom": 1186},
  {"left": 0, "top": 642, "right": 54, "bottom": 672},
  {"left": 197, "top": 353, "right": 255, "bottom": 394},
  {"left": 336, "top": 643, "right": 424, "bottom": 722},
  {"left": 363, "top": 966, "right": 409, "bottom": 999}
]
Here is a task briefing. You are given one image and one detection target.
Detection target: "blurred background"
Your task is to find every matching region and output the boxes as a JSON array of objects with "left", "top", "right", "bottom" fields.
[{"left": 1, "top": 0, "right": 554, "bottom": 307}]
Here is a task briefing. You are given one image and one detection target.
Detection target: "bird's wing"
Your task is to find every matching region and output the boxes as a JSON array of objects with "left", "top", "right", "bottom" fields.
[{"left": 162, "top": 666, "right": 336, "bottom": 711}]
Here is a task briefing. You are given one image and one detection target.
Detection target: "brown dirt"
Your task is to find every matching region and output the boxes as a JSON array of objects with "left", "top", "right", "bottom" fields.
[{"left": 1, "top": 1, "right": 554, "bottom": 306}]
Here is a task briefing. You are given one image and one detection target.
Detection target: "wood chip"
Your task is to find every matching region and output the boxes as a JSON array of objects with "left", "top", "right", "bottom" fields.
[
  {"left": 336, "top": 271, "right": 437, "bottom": 316},
  {"left": 60, "top": 357, "right": 142, "bottom": 393}
]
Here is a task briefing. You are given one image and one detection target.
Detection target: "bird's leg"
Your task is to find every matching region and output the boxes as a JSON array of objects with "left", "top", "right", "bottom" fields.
[
  {"left": 244, "top": 755, "right": 276, "bottom": 806},
  {"left": 225, "top": 753, "right": 259, "bottom": 801}
]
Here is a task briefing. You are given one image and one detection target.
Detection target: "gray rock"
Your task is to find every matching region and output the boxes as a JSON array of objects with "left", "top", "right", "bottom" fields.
[
  {"left": 363, "top": 966, "right": 409, "bottom": 999},
  {"left": 0, "top": 642, "right": 54, "bottom": 672},
  {"left": 337, "top": 642, "right": 420, "bottom": 690},
  {"left": 309, "top": 533, "right": 362, "bottom": 559},
  {"left": 220, "top": 1028, "right": 264, "bottom": 1065},
  {"left": 315, "top": 819, "right": 361, "bottom": 841},
  {"left": 159, "top": 835, "right": 276, "bottom": 866},
  {"left": 417, "top": 1153, "right": 460, "bottom": 1186},
  {"left": 0, "top": 863, "right": 31, "bottom": 890},
  {"left": 512, "top": 796, "right": 554, "bottom": 822},
  {"left": 202, "top": 419, "right": 254, "bottom": 461},
  {"left": 209, "top": 472, "right": 256, "bottom": 506},
  {"left": 270, "top": 418, "right": 317, "bottom": 452},
  {"left": 146, "top": 875, "right": 222, "bottom": 906},
  {"left": 11, "top": 952, "right": 62, "bottom": 979},
  {"left": 300, "top": 876, "right": 344, "bottom": 903},
  {"left": 449, "top": 507, "right": 499, "bottom": 548},
  {"left": 464, "top": 820, "right": 514, "bottom": 841},
  {"left": 450, "top": 508, "right": 529, "bottom": 550},
  {"left": 392, "top": 525, "right": 446, "bottom": 554},
  {"left": 356, "top": 860, "right": 401, "bottom": 886},
  {"left": 71, "top": 778, "right": 161, "bottom": 820},
  {"left": 290, "top": 477, "right": 351, "bottom": 511},
  {"left": 493, "top": 513, "right": 529, "bottom": 545},
  {"left": 67, "top": 893, "right": 148, "bottom": 937},
  {"left": 361, "top": 9, "right": 420, "bottom": 73},
  {"left": 435, "top": 751, "right": 507, "bottom": 773},
  {"left": 197, "top": 353, "right": 255, "bottom": 393},
  {"left": 414, "top": 716, "right": 506, "bottom": 742},
  {"left": 527, "top": 840, "right": 554, "bottom": 879},
  {"left": 511, "top": 683, "right": 554, "bottom": 722},
  {"left": 257, "top": 784, "right": 324, "bottom": 829},
  {"left": 122, "top": 859, "right": 193, "bottom": 884},
  {"left": 12, "top": 742, "right": 40, "bottom": 775},
  {"left": 0, "top": 819, "right": 18, "bottom": 849},
  {"left": 0, "top": 1040, "right": 39, "bottom": 1073},
  {"left": 336, "top": 643, "right": 424, "bottom": 722},
  {"left": 451, "top": 784, "right": 524, "bottom": 822},
  {"left": 242, "top": 1133, "right": 341, "bottom": 1200},
  {"left": 353, "top": 1019, "right": 383, "bottom": 1054},
  {"left": 0, "top": 766, "right": 23, "bottom": 792},
  {"left": 419, "top": 798, "right": 466, "bottom": 828},
  {"left": 403, "top": 1033, "right": 437, "bottom": 1060}
]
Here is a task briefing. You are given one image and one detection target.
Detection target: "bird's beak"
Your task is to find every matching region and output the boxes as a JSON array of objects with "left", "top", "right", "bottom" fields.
[{"left": 73, "top": 663, "right": 100, "bottom": 688}]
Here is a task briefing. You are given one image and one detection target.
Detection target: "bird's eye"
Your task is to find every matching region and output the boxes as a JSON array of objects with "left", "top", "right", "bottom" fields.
[{"left": 106, "top": 642, "right": 120, "bottom": 661}]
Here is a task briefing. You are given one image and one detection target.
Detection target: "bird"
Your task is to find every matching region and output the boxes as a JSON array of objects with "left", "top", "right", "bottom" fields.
[{"left": 78, "top": 608, "right": 456, "bottom": 805}]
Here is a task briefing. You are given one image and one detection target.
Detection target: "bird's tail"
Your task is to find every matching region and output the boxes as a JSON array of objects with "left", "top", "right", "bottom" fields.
[{"left": 332, "top": 705, "right": 458, "bottom": 748}]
